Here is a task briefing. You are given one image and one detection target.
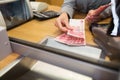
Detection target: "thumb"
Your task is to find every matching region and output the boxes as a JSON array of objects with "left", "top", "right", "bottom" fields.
[{"left": 63, "top": 20, "right": 73, "bottom": 30}]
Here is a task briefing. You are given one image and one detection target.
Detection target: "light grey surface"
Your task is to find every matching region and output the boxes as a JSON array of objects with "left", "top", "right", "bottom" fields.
[
  {"left": 30, "top": 1, "right": 48, "bottom": 12},
  {"left": 40, "top": 37, "right": 102, "bottom": 59},
  {"left": 0, "top": 26, "right": 12, "bottom": 60}
]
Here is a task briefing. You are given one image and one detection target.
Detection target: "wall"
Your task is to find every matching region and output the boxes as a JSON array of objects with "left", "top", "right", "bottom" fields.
[{"left": 36, "top": 0, "right": 63, "bottom": 6}]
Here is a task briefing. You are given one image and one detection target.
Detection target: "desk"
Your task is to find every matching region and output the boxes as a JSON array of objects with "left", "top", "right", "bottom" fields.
[
  {"left": 7, "top": 4, "right": 111, "bottom": 45},
  {"left": 1, "top": 5, "right": 111, "bottom": 70},
  {"left": 8, "top": 5, "right": 101, "bottom": 46}
]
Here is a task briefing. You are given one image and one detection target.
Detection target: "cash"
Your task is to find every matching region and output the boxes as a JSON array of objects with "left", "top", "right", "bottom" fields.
[{"left": 55, "top": 19, "right": 86, "bottom": 46}]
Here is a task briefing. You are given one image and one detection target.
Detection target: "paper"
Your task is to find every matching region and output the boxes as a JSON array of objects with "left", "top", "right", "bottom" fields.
[{"left": 55, "top": 19, "right": 86, "bottom": 46}]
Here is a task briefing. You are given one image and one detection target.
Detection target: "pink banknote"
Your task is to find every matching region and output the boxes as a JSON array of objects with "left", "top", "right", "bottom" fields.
[
  {"left": 55, "top": 19, "right": 86, "bottom": 46},
  {"left": 55, "top": 33, "right": 86, "bottom": 46}
]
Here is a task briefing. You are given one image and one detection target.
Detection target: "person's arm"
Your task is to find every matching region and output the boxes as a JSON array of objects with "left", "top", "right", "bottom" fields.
[
  {"left": 61, "top": 0, "right": 76, "bottom": 18},
  {"left": 55, "top": 0, "right": 75, "bottom": 32}
]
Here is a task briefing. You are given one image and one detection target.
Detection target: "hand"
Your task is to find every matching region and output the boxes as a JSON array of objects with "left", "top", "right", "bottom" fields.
[
  {"left": 85, "top": 3, "right": 111, "bottom": 23},
  {"left": 55, "top": 12, "right": 73, "bottom": 32},
  {"left": 85, "top": 10, "right": 101, "bottom": 23}
]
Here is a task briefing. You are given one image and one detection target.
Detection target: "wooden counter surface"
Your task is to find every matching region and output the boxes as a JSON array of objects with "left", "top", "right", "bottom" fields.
[
  {"left": 8, "top": 5, "right": 111, "bottom": 45},
  {"left": 8, "top": 5, "right": 101, "bottom": 46},
  {"left": 0, "top": 53, "right": 20, "bottom": 70}
]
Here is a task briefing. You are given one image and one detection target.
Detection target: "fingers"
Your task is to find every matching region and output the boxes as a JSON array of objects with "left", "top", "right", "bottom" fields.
[
  {"left": 85, "top": 10, "right": 100, "bottom": 23},
  {"left": 85, "top": 15, "right": 100, "bottom": 23},
  {"left": 55, "top": 12, "right": 73, "bottom": 32},
  {"left": 63, "top": 20, "right": 73, "bottom": 30},
  {"left": 55, "top": 20, "right": 73, "bottom": 32},
  {"left": 55, "top": 19, "right": 68, "bottom": 32}
]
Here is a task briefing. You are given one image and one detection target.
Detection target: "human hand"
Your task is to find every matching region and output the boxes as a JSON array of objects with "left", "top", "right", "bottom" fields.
[
  {"left": 85, "top": 10, "right": 101, "bottom": 23},
  {"left": 85, "top": 3, "right": 111, "bottom": 23},
  {"left": 55, "top": 12, "right": 73, "bottom": 32}
]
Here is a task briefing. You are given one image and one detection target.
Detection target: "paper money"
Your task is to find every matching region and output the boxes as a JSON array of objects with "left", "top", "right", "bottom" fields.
[
  {"left": 55, "top": 19, "right": 86, "bottom": 46},
  {"left": 94, "top": 3, "right": 111, "bottom": 16},
  {"left": 67, "top": 19, "right": 85, "bottom": 38},
  {"left": 55, "top": 33, "right": 86, "bottom": 46}
]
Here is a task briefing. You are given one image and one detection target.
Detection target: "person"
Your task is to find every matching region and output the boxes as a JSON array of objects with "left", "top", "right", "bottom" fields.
[
  {"left": 55, "top": 0, "right": 111, "bottom": 32},
  {"left": 91, "top": 0, "right": 120, "bottom": 60}
]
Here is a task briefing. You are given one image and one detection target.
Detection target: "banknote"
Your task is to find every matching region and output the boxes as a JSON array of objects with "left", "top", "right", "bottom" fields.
[
  {"left": 55, "top": 19, "right": 86, "bottom": 46},
  {"left": 55, "top": 33, "right": 86, "bottom": 46}
]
